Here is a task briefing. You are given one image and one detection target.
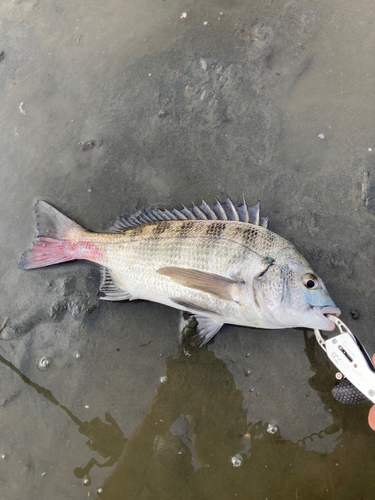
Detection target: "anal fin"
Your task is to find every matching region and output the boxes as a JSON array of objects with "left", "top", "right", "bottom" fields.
[
  {"left": 171, "top": 297, "right": 223, "bottom": 346},
  {"left": 100, "top": 267, "right": 135, "bottom": 301},
  {"left": 193, "top": 315, "right": 224, "bottom": 346}
]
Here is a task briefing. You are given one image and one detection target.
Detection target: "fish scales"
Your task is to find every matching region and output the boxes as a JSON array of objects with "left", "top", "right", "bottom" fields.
[
  {"left": 100, "top": 220, "right": 291, "bottom": 325},
  {"left": 97, "top": 221, "right": 278, "bottom": 295},
  {"left": 20, "top": 198, "right": 341, "bottom": 345}
]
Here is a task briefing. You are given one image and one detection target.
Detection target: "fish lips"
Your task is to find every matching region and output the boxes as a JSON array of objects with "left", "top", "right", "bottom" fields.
[{"left": 312, "top": 305, "right": 341, "bottom": 331}]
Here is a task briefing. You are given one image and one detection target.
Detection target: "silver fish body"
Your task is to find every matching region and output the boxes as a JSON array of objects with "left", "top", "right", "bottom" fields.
[{"left": 20, "top": 198, "right": 340, "bottom": 345}]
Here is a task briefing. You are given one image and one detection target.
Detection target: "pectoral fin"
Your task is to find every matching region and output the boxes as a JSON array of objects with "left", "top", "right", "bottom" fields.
[{"left": 157, "top": 267, "right": 243, "bottom": 301}]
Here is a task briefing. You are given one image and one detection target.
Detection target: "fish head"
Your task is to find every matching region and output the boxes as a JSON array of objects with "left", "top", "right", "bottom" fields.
[{"left": 254, "top": 248, "right": 340, "bottom": 331}]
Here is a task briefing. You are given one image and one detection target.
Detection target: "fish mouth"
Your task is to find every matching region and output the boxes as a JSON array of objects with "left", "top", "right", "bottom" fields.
[{"left": 313, "top": 305, "right": 341, "bottom": 331}]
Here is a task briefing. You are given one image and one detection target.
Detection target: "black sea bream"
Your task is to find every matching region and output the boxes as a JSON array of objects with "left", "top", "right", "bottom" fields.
[{"left": 20, "top": 198, "right": 340, "bottom": 345}]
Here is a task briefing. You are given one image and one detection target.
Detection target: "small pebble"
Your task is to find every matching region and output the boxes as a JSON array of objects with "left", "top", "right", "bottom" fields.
[
  {"left": 231, "top": 454, "right": 243, "bottom": 467},
  {"left": 180, "top": 12, "right": 187, "bottom": 19},
  {"left": 203, "top": 21, "right": 208, "bottom": 25},
  {"left": 83, "top": 476, "right": 91, "bottom": 486},
  {"left": 317, "top": 133, "right": 325, "bottom": 139},
  {"left": 267, "top": 423, "right": 278, "bottom": 434},
  {"left": 97, "top": 488, "right": 103, "bottom": 494},
  {"left": 80, "top": 140, "right": 95, "bottom": 150},
  {"left": 350, "top": 309, "right": 359, "bottom": 320},
  {"left": 37, "top": 357, "right": 51, "bottom": 372},
  {"left": 160, "top": 376, "right": 167, "bottom": 383},
  {"left": 75, "top": 353, "right": 82, "bottom": 359}
]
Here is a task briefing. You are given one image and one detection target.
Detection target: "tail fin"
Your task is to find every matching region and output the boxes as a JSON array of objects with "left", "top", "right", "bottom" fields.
[{"left": 19, "top": 201, "right": 87, "bottom": 269}]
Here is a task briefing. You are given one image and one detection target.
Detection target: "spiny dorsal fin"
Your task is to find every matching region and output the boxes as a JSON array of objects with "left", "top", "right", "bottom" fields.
[
  {"left": 99, "top": 267, "right": 135, "bottom": 301},
  {"left": 110, "top": 196, "right": 268, "bottom": 233}
]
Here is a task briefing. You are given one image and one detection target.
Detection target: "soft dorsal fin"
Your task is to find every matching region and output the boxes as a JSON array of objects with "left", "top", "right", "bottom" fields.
[{"left": 110, "top": 196, "right": 268, "bottom": 233}]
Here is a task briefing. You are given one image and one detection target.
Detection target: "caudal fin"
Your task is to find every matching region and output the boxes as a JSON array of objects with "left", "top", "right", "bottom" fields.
[{"left": 19, "top": 201, "right": 87, "bottom": 269}]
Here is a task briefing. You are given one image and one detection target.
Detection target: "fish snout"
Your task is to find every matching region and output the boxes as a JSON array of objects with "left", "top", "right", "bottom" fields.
[{"left": 314, "top": 305, "right": 341, "bottom": 331}]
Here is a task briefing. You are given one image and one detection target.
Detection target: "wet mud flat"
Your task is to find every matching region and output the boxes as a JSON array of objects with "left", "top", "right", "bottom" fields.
[{"left": 1, "top": 0, "right": 375, "bottom": 499}]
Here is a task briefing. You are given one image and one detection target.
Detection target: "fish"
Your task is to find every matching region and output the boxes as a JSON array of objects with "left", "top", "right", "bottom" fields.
[{"left": 19, "top": 197, "right": 341, "bottom": 345}]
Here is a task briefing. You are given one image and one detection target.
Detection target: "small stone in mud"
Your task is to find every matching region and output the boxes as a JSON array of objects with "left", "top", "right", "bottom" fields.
[
  {"left": 80, "top": 140, "right": 95, "bottom": 150},
  {"left": 350, "top": 308, "right": 359, "bottom": 320},
  {"left": 82, "top": 476, "right": 91, "bottom": 486},
  {"left": 37, "top": 357, "right": 51, "bottom": 371},
  {"left": 0, "top": 51, "right": 4, "bottom": 62},
  {"left": 231, "top": 454, "right": 242, "bottom": 467},
  {"left": 159, "top": 110, "right": 169, "bottom": 118},
  {"left": 267, "top": 423, "right": 278, "bottom": 434}
]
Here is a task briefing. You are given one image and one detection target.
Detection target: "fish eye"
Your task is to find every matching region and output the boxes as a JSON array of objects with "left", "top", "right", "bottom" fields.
[{"left": 302, "top": 273, "right": 318, "bottom": 290}]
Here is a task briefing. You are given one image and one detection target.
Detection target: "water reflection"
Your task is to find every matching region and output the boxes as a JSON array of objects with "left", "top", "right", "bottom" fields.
[
  {"left": 0, "top": 352, "right": 127, "bottom": 484},
  {"left": 1, "top": 330, "right": 375, "bottom": 500},
  {"left": 96, "top": 336, "right": 375, "bottom": 499}
]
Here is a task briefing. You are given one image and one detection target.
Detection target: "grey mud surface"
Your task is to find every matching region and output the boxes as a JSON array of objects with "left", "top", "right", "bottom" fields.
[{"left": 1, "top": 1, "right": 375, "bottom": 499}]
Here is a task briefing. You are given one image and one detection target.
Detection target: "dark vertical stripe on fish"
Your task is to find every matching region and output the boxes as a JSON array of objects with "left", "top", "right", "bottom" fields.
[
  {"left": 178, "top": 221, "right": 195, "bottom": 238},
  {"left": 205, "top": 221, "right": 227, "bottom": 238},
  {"left": 129, "top": 224, "right": 146, "bottom": 240},
  {"left": 151, "top": 222, "right": 169, "bottom": 238},
  {"left": 241, "top": 227, "right": 258, "bottom": 246}
]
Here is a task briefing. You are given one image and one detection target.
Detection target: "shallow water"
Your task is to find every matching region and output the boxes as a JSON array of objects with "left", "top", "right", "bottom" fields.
[{"left": 1, "top": 0, "right": 375, "bottom": 498}]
